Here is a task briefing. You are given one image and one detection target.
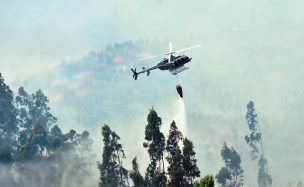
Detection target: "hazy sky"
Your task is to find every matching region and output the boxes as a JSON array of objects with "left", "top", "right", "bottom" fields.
[
  {"left": 1, "top": 0, "right": 304, "bottom": 81},
  {"left": 1, "top": 1, "right": 304, "bottom": 186}
]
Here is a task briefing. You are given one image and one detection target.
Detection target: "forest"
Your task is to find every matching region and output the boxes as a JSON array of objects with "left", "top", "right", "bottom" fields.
[
  {"left": 2, "top": 0, "right": 304, "bottom": 186},
  {"left": 1, "top": 71, "right": 296, "bottom": 187}
]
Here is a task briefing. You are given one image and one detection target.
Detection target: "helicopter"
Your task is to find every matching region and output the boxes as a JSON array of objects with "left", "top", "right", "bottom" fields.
[{"left": 131, "top": 42, "right": 201, "bottom": 80}]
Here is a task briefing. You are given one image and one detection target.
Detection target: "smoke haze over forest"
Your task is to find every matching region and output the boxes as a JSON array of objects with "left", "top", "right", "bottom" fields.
[{"left": 1, "top": 1, "right": 304, "bottom": 186}]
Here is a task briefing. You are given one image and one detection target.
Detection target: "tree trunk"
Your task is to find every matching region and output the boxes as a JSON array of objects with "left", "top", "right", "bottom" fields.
[
  {"left": 117, "top": 150, "right": 124, "bottom": 187},
  {"left": 162, "top": 154, "right": 165, "bottom": 173}
]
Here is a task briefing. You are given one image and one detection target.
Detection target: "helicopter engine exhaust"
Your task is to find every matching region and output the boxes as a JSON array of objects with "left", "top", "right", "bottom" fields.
[{"left": 176, "top": 85, "right": 183, "bottom": 98}]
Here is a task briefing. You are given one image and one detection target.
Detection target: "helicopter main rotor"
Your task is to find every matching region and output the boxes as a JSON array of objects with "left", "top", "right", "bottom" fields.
[{"left": 139, "top": 42, "right": 201, "bottom": 62}]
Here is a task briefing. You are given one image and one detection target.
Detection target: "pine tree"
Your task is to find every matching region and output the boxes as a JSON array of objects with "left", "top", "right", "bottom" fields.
[
  {"left": 182, "top": 138, "right": 200, "bottom": 186},
  {"left": 166, "top": 121, "right": 184, "bottom": 187},
  {"left": 143, "top": 108, "right": 166, "bottom": 187},
  {"left": 130, "top": 157, "right": 145, "bottom": 187}
]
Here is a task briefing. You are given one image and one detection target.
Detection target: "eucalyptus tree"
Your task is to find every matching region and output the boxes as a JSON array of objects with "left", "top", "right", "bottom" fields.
[
  {"left": 245, "top": 101, "right": 272, "bottom": 187},
  {"left": 143, "top": 109, "right": 166, "bottom": 186}
]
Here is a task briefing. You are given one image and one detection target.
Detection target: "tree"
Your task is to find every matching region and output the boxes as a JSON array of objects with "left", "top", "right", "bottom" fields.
[
  {"left": 0, "top": 73, "right": 18, "bottom": 159},
  {"left": 0, "top": 136, "right": 12, "bottom": 163},
  {"left": 153, "top": 169, "right": 167, "bottom": 187},
  {"left": 98, "top": 125, "right": 129, "bottom": 187},
  {"left": 245, "top": 101, "right": 261, "bottom": 160},
  {"left": 258, "top": 157, "right": 272, "bottom": 187},
  {"left": 76, "top": 130, "right": 95, "bottom": 173},
  {"left": 182, "top": 138, "right": 200, "bottom": 186},
  {"left": 194, "top": 174, "right": 215, "bottom": 187},
  {"left": 129, "top": 157, "right": 145, "bottom": 187},
  {"left": 216, "top": 167, "right": 232, "bottom": 186},
  {"left": 15, "top": 87, "right": 33, "bottom": 146},
  {"left": 245, "top": 101, "right": 272, "bottom": 187},
  {"left": 216, "top": 143, "right": 244, "bottom": 187},
  {"left": 0, "top": 74, "right": 96, "bottom": 186},
  {"left": 21, "top": 123, "right": 48, "bottom": 159},
  {"left": 111, "top": 131, "right": 129, "bottom": 187},
  {"left": 15, "top": 87, "right": 57, "bottom": 147},
  {"left": 166, "top": 121, "right": 184, "bottom": 187},
  {"left": 48, "top": 125, "right": 64, "bottom": 151},
  {"left": 143, "top": 109, "right": 166, "bottom": 186}
]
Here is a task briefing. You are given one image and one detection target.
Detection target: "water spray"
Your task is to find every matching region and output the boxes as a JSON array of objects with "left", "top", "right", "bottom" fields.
[{"left": 172, "top": 98, "right": 188, "bottom": 137}]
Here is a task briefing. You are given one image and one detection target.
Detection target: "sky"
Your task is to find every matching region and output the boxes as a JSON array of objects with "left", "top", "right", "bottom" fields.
[{"left": 1, "top": 0, "right": 304, "bottom": 186}]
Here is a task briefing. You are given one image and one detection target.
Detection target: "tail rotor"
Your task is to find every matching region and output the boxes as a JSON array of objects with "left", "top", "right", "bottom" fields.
[{"left": 131, "top": 68, "right": 138, "bottom": 80}]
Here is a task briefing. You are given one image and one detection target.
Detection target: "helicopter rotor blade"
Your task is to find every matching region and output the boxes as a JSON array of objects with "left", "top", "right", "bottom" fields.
[
  {"left": 139, "top": 54, "right": 164, "bottom": 61},
  {"left": 174, "top": 44, "right": 201, "bottom": 53},
  {"left": 139, "top": 43, "right": 201, "bottom": 61}
]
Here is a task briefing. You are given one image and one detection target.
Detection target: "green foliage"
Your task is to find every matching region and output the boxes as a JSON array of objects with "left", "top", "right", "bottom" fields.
[
  {"left": 166, "top": 121, "right": 183, "bottom": 160},
  {"left": 98, "top": 125, "right": 129, "bottom": 187},
  {"left": 194, "top": 175, "right": 215, "bottom": 187},
  {"left": 48, "top": 125, "right": 64, "bottom": 150},
  {"left": 16, "top": 87, "right": 57, "bottom": 147},
  {"left": 245, "top": 101, "right": 261, "bottom": 160},
  {"left": 130, "top": 157, "right": 145, "bottom": 187},
  {"left": 0, "top": 136, "right": 12, "bottom": 163},
  {"left": 21, "top": 123, "right": 47, "bottom": 159},
  {"left": 143, "top": 109, "right": 166, "bottom": 186},
  {"left": 216, "top": 143, "right": 243, "bottom": 186},
  {"left": 168, "top": 149, "right": 184, "bottom": 187},
  {"left": 0, "top": 73, "right": 95, "bottom": 187},
  {"left": 0, "top": 73, "right": 18, "bottom": 159},
  {"left": 152, "top": 170, "right": 167, "bottom": 187},
  {"left": 144, "top": 109, "right": 165, "bottom": 162},
  {"left": 221, "top": 144, "right": 243, "bottom": 178},
  {"left": 216, "top": 167, "right": 231, "bottom": 186},
  {"left": 183, "top": 138, "right": 200, "bottom": 186},
  {"left": 166, "top": 121, "right": 184, "bottom": 187},
  {"left": 245, "top": 101, "right": 272, "bottom": 187}
]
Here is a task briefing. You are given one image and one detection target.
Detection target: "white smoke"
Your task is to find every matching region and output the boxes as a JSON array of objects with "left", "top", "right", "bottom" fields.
[{"left": 0, "top": 151, "right": 99, "bottom": 187}]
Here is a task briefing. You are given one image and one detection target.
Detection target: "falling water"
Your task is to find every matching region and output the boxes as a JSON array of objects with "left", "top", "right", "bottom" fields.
[{"left": 172, "top": 98, "right": 188, "bottom": 137}]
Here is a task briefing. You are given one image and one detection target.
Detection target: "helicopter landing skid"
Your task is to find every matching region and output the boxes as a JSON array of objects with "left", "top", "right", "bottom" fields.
[{"left": 169, "top": 66, "right": 189, "bottom": 75}]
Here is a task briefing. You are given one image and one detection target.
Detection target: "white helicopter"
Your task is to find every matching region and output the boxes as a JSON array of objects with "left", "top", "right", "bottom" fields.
[{"left": 131, "top": 42, "right": 201, "bottom": 80}]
